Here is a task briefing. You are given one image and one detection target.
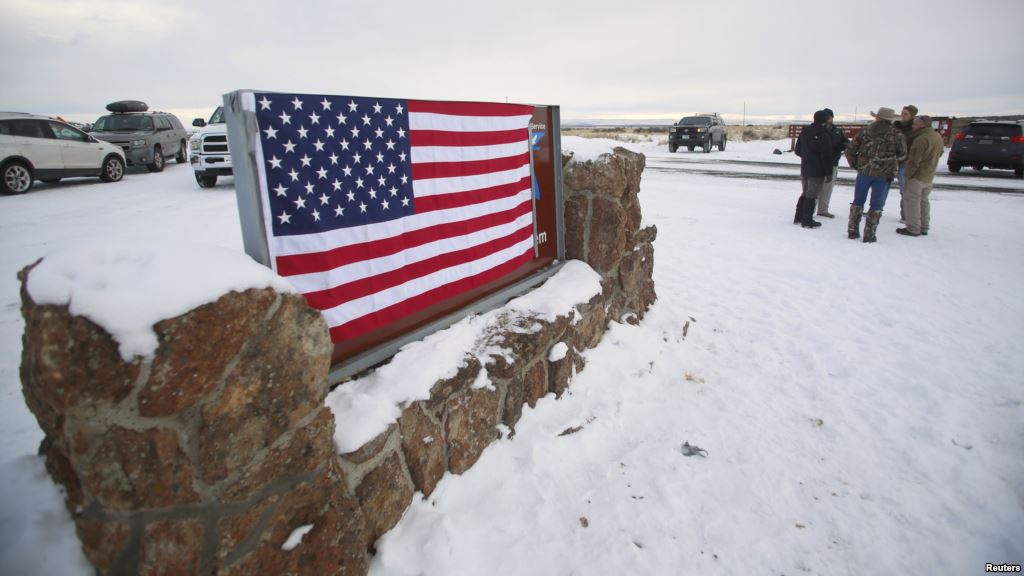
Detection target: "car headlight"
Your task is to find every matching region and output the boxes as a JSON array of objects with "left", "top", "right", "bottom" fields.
[
  {"left": 696, "top": 128, "right": 703, "bottom": 133},
  {"left": 131, "top": 139, "right": 147, "bottom": 148},
  {"left": 190, "top": 138, "right": 200, "bottom": 151}
]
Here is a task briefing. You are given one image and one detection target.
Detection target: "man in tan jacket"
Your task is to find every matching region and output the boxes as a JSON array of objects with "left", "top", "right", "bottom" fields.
[{"left": 898, "top": 115, "right": 945, "bottom": 237}]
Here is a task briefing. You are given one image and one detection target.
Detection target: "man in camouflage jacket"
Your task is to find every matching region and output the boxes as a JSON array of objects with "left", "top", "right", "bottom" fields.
[{"left": 843, "top": 107, "right": 907, "bottom": 243}]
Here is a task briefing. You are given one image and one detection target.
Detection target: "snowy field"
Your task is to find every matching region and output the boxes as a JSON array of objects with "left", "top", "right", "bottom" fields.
[{"left": 1, "top": 140, "right": 1022, "bottom": 575}]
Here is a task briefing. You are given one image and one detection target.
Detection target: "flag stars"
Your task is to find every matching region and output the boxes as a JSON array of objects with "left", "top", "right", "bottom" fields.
[
  {"left": 311, "top": 209, "right": 321, "bottom": 222},
  {"left": 385, "top": 139, "right": 396, "bottom": 151},
  {"left": 313, "top": 139, "right": 325, "bottom": 152},
  {"left": 398, "top": 152, "right": 407, "bottom": 162},
  {"left": 387, "top": 163, "right": 396, "bottom": 174},
  {"left": 274, "top": 184, "right": 288, "bottom": 197},
  {"left": 259, "top": 96, "right": 272, "bottom": 110},
  {"left": 359, "top": 202, "right": 368, "bottom": 213},
  {"left": 304, "top": 181, "right": 315, "bottom": 195},
  {"left": 388, "top": 185, "right": 398, "bottom": 196},
  {"left": 284, "top": 140, "right": 297, "bottom": 153},
  {"left": 373, "top": 102, "right": 383, "bottom": 114},
  {"left": 348, "top": 100, "right": 358, "bottom": 112},
  {"left": 384, "top": 115, "right": 394, "bottom": 127},
  {"left": 309, "top": 111, "right": 320, "bottom": 125},
  {"left": 355, "top": 177, "right": 365, "bottom": 189},
  {"left": 278, "top": 211, "right": 291, "bottom": 224},
  {"left": 300, "top": 154, "right": 312, "bottom": 167},
  {"left": 331, "top": 179, "right": 342, "bottom": 191},
  {"left": 321, "top": 98, "right": 332, "bottom": 111},
  {"left": 342, "top": 165, "right": 353, "bottom": 177},
  {"left": 361, "top": 114, "right": 372, "bottom": 126},
  {"left": 363, "top": 138, "right": 373, "bottom": 151},
  {"left": 400, "top": 174, "right": 409, "bottom": 184},
  {"left": 319, "top": 192, "right": 330, "bottom": 205},
  {"left": 340, "top": 139, "right": 350, "bottom": 151},
  {"left": 377, "top": 176, "right": 386, "bottom": 187},
  {"left": 397, "top": 127, "right": 406, "bottom": 138},
  {"left": 395, "top": 103, "right": 404, "bottom": 115},
  {"left": 328, "top": 152, "right": 339, "bottom": 165},
  {"left": 401, "top": 196, "right": 410, "bottom": 207},
  {"left": 268, "top": 155, "right": 282, "bottom": 169},
  {"left": 324, "top": 126, "right": 336, "bottom": 138},
  {"left": 346, "top": 190, "right": 355, "bottom": 202},
  {"left": 368, "top": 188, "right": 377, "bottom": 199},
  {"left": 337, "top": 112, "right": 348, "bottom": 125},
  {"left": 350, "top": 126, "right": 360, "bottom": 138},
  {"left": 365, "top": 164, "right": 375, "bottom": 175},
  {"left": 352, "top": 152, "right": 362, "bottom": 164},
  {"left": 263, "top": 125, "right": 278, "bottom": 139},
  {"left": 316, "top": 167, "right": 328, "bottom": 179},
  {"left": 381, "top": 199, "right": 390, "bottom": 210},
  {"left": 374, "top": 127, "right": 384, "bottom": 139},
  {"left": 279, "top": 110, "right": 292, "bottom": 125},
  {"left": 376, "top": 152, "right": 384, "bottom": 164},
  {"left": 294, "top": 196, "right": 306, "bottom": 209},
  {"left": 288, "top": 168, "right": 300, "bottom": 182},
  {"left": 334, "top": 205, "right": 344, "bottom": 217},
  {"left": 291, "top": 97, "right": 304, "bottom": 110},
  {"left": 297, "top": 125, "right": 309, "bottom": 139}
]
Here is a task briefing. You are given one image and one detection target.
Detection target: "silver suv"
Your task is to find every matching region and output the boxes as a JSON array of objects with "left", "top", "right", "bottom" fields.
[
  {"left": 89, "top": 101, "right": 188, "bottom": 172},
  {"left": 1, "top": 112, "right": 126, "bottom": 195}
]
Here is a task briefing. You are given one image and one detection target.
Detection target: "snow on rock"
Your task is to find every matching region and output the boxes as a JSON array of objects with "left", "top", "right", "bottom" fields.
[
  {"left": 548, "top": 342, "right": 569, "bottom": 362},
  {"left": 281, "top": 524, "right": 314, "bottom": 551},
  {"left": 326, "top": 259, "right": 602, "bottom": 454},
  {"left": 25, "top": 240, "right": 294, "bottom": 361},
  {"left": 562, "top": 136, "right": 642, "bottom": 164}
]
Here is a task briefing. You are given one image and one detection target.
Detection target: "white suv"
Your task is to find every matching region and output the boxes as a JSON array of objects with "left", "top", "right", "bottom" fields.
[
  {"left": 1, "top": 112, "right": 126, "bottom": 195},
  {"left": 189, "top": 106, "right": 232, "bottom": 188}
]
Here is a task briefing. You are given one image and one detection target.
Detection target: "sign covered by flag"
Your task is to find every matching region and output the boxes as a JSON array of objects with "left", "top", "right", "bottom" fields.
[{"left": 247, "top": 92, "right": 537, "bottom": 343}]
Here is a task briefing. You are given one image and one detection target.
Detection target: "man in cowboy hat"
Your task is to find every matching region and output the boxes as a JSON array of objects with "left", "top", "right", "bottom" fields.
[{"left": 843, "top": 106, "right": 907, "bottom": 243}]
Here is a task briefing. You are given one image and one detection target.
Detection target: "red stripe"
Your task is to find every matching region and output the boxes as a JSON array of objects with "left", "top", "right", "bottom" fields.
[
  {"left": 302, "top": 225, "right": 534, "bottom": 310},
  {"left": 415, "top": 177, "right": 530, "bottom": 214},
  {"left": 408, "top": 100, "right": 535, "bottom": 117},
  {"left": 409, "top": 128, "right": 528, "bottom": 147},
  {"left": 412, "top": 152, "right": 530, "bottom": 180},
  {"left": 327, "top": 249, "right": 535, "bottom": 341},
  {"left": 275, "top": 199, "right": 533, "bottom": 276}
]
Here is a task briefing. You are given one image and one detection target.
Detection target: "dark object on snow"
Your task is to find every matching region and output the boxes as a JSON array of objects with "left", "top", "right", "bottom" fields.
[
  {"left": 559, "top": 425, "right": 584, "bottom": 437},
  {"left": 773, "top": 148, "right": 783, "bottom": 155},
  {"left": 680, "top": 441, "right": 707, "bottom": 457},
  {"left": 106, "top": 100, "right": 149, "bottom": 113}
]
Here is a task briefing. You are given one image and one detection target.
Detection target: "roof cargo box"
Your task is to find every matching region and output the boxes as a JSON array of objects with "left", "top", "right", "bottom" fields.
[{"left": 106, "top": 100, "right": 149, "bottom": 113}]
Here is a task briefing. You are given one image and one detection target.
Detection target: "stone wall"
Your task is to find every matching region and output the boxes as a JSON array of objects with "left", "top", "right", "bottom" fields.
[{"left": 19, "top": 146, "right": 654, "bottom": 574}]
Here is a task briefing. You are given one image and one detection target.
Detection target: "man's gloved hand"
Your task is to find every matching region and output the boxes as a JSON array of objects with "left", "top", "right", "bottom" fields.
[{"left": 886, "top": 177, "right": 894, "bottom": 184}]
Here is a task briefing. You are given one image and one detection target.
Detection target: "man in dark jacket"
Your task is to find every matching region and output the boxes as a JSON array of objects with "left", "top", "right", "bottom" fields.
[
  {"left": 816, "top": 108, "right": 849, "bottom": 218},
  {"left": 792, "top": 110, "right": 834, "bottom": 229}
]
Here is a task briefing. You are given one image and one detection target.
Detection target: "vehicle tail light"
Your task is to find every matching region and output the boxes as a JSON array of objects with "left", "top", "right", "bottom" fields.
[
  {"left": 1009, "top": 136, "right": 1024, "bottom": 143},
  {"left": 955, "top": 133, "right": 966, "bottom": 141}
]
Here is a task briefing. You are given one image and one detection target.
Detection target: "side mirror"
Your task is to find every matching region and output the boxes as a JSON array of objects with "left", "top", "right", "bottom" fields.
[{"left": 193, "top": 118, "right": 206, "bottom": 127}]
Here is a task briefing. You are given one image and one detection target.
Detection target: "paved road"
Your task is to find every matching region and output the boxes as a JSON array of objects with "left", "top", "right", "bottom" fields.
[{"left": 646, "top": 155, "right": 1024, "bottom": 195}]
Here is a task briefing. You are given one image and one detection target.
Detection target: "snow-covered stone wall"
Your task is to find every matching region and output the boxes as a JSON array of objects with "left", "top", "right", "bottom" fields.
[{"left": 17, "top": 144, "right": 655, "bottom": 575}]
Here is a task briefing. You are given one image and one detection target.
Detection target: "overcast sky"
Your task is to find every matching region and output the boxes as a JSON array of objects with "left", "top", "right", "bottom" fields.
[{"left": 2, "top": 0, "right": 1021, "bottom": 125}]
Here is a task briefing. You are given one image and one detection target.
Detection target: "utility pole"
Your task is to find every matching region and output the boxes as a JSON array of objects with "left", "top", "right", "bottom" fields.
[{"left": 743, "top": 101, "right": 746, "bottom": 126}]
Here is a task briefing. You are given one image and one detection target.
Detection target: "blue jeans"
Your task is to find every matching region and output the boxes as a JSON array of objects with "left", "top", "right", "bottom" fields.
[
  {"left": 852, "top": 173, "right": 891, "bottom": 211},
  {"left": 897, "top": 162, "right": 907, "bottom": 217}
]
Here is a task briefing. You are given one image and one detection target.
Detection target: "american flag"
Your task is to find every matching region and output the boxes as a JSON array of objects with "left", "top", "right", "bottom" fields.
[{"left": 250, "top": 92, "right": 537, "bottom": 342}]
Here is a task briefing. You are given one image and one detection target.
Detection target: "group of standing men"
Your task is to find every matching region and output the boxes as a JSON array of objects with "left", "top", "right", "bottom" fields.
[{"left": 794, "top": 105, "right": 946, "bottom": 242}]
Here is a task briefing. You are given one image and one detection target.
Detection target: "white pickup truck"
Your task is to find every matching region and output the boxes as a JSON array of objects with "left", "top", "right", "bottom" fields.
[{"left": 189, "top": 106, "right": 232, "bottom": 188}]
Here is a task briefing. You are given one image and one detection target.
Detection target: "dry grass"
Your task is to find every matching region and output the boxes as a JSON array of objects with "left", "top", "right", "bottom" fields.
[{"left": 563, "top": 124, "right": 786, "bottom": 145}]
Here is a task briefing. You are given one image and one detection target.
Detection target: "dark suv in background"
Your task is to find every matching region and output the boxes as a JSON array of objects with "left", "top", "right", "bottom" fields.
[
  {"left": 90, "top": 101, "right": 188, "bottom": 173},
  {"left": 948, "top": 120, "right": 1024, "bottom": 178},
  {"left": 669, "top": 113, "right": 727, "bottom": 153}
]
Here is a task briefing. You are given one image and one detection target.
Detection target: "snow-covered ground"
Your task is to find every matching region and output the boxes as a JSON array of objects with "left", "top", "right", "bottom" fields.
[{"left": 1, "top": 141, "right": 1022, "bottom": 575}]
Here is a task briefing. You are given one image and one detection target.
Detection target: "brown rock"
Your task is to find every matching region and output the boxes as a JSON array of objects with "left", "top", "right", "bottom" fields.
[
  {"left": 634, "top": 224, "right": 658, "bottom": 246},
  {"left": 139, "top": 289, "right": 278, "bottom": 417},
  {"left": 217, "top": 495, "right": 279, "bottom": 563},
  {"left": 225, "top": 409, "right": 336, "bottom": 501},
  {"left": 587, "top": 196, "right": 627, "bottom": 274},
  {"left": 80, "top": 426, "right": 199, "bottom": 510},
  {"left": 563, "top": 195, "right": 589, "bottom": 262},
  {"left": 502, "top": 375, "right": 525, "bottom": 429},
  {"left": 221, "top": 459, "right": 369, "bottom": 576},
  {"left": 563, "top": 155, "right": 627, "bottom": 199},
  {"left": 523, "top": 360, "right": 549, "bottom": 408},
  {"left": 354, "top": 452, "right": 414, "bottom": 544},
  {"left": 198, "top": 293, "right": 332, "bottom": 484},
  {"left": 619, "top": 242, "right": 655, "bottom": 305},
  {"left": 425, "top": 356, "right": 480, "bottom": 412},
  {"left": 338, "top": 424, "right": 395, "bottom": 467},
  {"left": 484, "top": 314, "right": 568, "bottom": 380},
  {"left": 41, "top": 437, "right": 84, "bottom": 510},
  {"left": 622, "top": 189, "right": 643, "bottom": 239},
  {"left": 550, "top": 349, "right": 586, "bottom": 398},
  {"left": 138, "top": 518, "right": 203, "bottom": 576},
  {"left": 445, "top": 386, "right": 498, "bottom": 474},
  {"left": 75, "top": 519, "right": 131, "bottom": 574},
  {"left": 571, "top": 297, "right": 608, "bottom": 352},
  {"left": 398, "top": 403, "right": 446, "bottom": 497}
]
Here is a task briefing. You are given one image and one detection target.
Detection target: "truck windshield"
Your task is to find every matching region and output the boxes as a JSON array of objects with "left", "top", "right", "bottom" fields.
[
  {"left": 209, "top": 107, "right": 225, "bottom": 124},
  {"left": 678, "top": 117, "right": 712, "bottom": 126},
  {"left": 93, "top": 115, "right": 154, "bottom": 132}
]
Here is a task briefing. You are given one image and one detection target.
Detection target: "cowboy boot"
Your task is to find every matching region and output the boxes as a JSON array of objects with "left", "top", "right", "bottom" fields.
[
  {"left": 794, "top": 196, "right": 803, "bottom": 225},
  {"left": 863, "top": 210, "right": 882, "bottom": 243},
  {"left": 801, "top": 198, "right": 821, "bottom": 228},
  {"left": 847, "top": 205, "right": 864, "bottom": 239}
]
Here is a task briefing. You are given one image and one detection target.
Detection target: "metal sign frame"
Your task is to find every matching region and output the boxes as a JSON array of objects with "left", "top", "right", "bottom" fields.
[{"left": 224, "top": 90, "right": 566, "bottom": 383}]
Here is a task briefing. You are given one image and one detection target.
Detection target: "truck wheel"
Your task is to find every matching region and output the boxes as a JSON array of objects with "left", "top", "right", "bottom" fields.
[
  {"left": 718, "top": 135, "right": 727, "bottom": 151},
  {"left": 100, "top": 155, "right": 125, "bottom": 182},
  {"left": 148, "top": 145, "right": 165, "bottom": 172},
  {"left": 2, "top": 161, "right": 33, "bottom": 194},
  {"left": 948, "top": 163, "right": 961, "bottom": 173},
  {"left": 196, "top": 173, "right": 217, "bottom": 188},
  {"left": 1015, "top": 166, "right": 1023, "bottom": 179},
  {"left": 669, "top": 143, "right": 678, "bottom": 153},
  {"left": 176, "top": 140, "right": 187, "bottom": 163},
  {"left": 687, "top": 146, "right": 695, "bottom": 152},
  {"left": 703, "top": 138, "right": 712, "bottom": 153}
]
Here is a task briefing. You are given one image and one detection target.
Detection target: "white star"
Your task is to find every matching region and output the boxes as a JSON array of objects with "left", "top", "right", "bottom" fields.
[
  {"left": 297, "top": 125, "right": 309, "bottom": 139},
  {"left": 268, "top": 155, "right": 282, "bottom": 169},
  {"left": 288, "top": 168, "right": 300, "bottom": 182},
  {"left": 359, "top": 202, "right": 368, "bottom": 213},
  {"left": 377, "top": 176, "right": 386, "bottom": 186},
  {"left": 398, "top": 152, "right": 407, "bottom": 161},
  {"left": 385, "top": 139, "right": 396, "bottom": 151},
  {"left": 374, "top": 127, "right": 384, "bottom": 139},
  {"left": 381, "top": 199, "right": 390, "bottom": 210},
  {"left": 397, "top": 127, "right": 406, "bottom": 138},
  {"left": 328, "top": 152, "right": 339, "bottom": 165},
  {"left": 316, "top": 167, "right": 328, "bottom": 179},
  {"left": 342, "top": 165, "right": 353, "bottom": 177},
  {"left": 363, "top": 138, "right": 373, "bottom": 151},
  {"left": 321, "top": 98, "right": 332, "bottom": 111},
  {"left": 365, "top": 164, "right": 375, "bottom": 175},
  {"left": 368, "top": 188, "right": 377, "bottom": 199},
  {"left": 337, "top": 112, "right": 347, "bottom": 125},
  {"left": 309, "top": 111, "right": 320, "bottom": 125},
  {"left": 300, "top": 154, "right": 312, "bottom": 167},
  {"left": 319, "top": 192, "right": 330, "bottom": 205},
  {"left": 350, "top": 126, "right": 360, "bottom": 138},
  {"left": 400, "top": 174, "right": 409, "bottom": 184},
  {"left": 340, "top": 139, "right": 350, "bottom": 151},
  {"left": 312, "top": 209, "right": 321, "bottom": 221},
  {"left": 279, "top": 110, "right": 292, "bottom": 125},
  {"left": 313, "top": 139, "right": 325, "bottom": 152},
  {"left": 278, "top": 211, "right": 291, "bottom": 224},
  {"left": 348, "top": 100, "right": 358, "bottom": 112},
  {"left": 294, "top": 196, "right": 306, "bottom": 209},
  {"left": 355, "top": 177, "right": 364, "bottom": 188},
  {"left": 387, "top": 163, "right": 397, "bottom": 174},
  {"left": 395, "top": 103, "right": 404, "bottom": 115},
  {"left": 384, "top": 115, "right": 394, "bottom": 127},
  {"left": 401, "top": 196, "right": 410, "bottom": 207},
  {"left": 334, "top": 205, "right": 344, "bottom": 217},
  {"left": 331, "top": 179, "right": 342, "bottom": 191},
  {"left": 361, "top": 114, "right": 372, "bottom": 126},
  {"left": 346, "top": 190, "right": 356, "bottom": 202},
  {"left": 324, "top": 126, "right": 336, "bottom": 138},
  {"left": 375, "top": 152, "right": 384, "bottom": 164},
  {"left": 263, "top": 125, "right": 278, "bottom": 139},
  {"left": 304, "top": 181, "right": 315, "bottom": 195},
  {"left": 389, "top": 185, "right": 398, "bottom": 196},
  {"left": 373, "top": 102, "right": 383, "bottom": 114},
  {"left": 259, "top": 96, "right": 272, "bottom": 110},
  {"left": 352, "top": 152, "right": 362, "bottom": 164},
  {"left": 291, "top": 97, "right": 304, "bottom": 110},
  {"left": 284, "top": 140, "right": 297, "bottom": 153},
  {"left": 273, "top": 183, "right": 288, "bottom": 197}
]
